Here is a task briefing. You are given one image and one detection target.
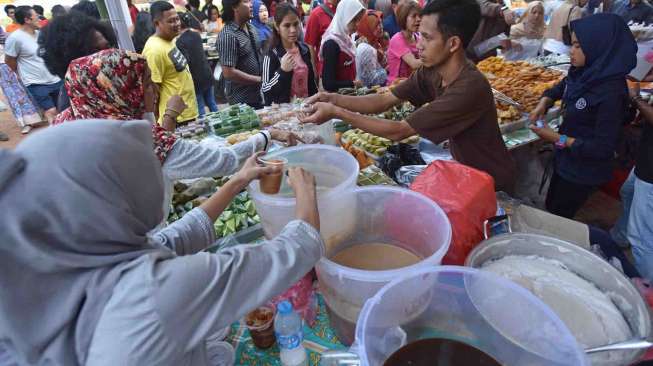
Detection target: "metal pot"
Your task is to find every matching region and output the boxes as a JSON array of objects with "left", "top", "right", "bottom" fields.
[{"left": 465, "top": 233, "right": 651, "bottom": 366}]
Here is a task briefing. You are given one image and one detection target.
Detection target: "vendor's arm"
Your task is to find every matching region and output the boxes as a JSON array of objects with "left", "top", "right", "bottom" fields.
[
  {"left": 529, "top": 78, "right": 567, "bottom": 122},
  {"left": 151, "top": 169, "right": 322, "bottom": 352},
  {"left": 321, "top": 40, "right": 355, "bottom": 92},
  {"left": 305, "top": 89, "right": 402, "bottom": 115},
  {"left": 306, "top": 102, "right": 416, "bottom": 141}
]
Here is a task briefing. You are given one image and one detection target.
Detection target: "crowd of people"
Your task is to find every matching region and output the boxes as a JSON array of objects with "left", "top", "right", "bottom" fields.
[{"left": 0, "top": 0, "right": 652, "bottom": 364}]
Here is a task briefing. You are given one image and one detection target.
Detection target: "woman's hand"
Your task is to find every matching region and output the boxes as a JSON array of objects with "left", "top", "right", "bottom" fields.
[
  {"left": 287, "top": 167, "right": 319, "bottom": 230},
  {"left": 529, "top": 125, "right": 560, "bottom": 143},
  {"left": 280, "top": 53, "right": 296, "bottom": 72},
  {"left": 529, "top": 99, "right": 548, "bottom": 123},
  {"left": 166, "top": 95, "right": 188, "bottom": 117},
  {"left": 231, "top": 152, "right": 277, "bottom": 189},
  {"left": 353, "top": 79, "right": 364, "bottom": 88}
]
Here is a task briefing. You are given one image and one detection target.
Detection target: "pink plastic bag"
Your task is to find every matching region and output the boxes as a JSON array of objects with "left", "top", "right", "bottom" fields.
[
  {"left": 410, "top": 160, "right": 497, "bottom": 265},
  {"left": 270, "top": 273, "right": 317, "bottom": 327}
]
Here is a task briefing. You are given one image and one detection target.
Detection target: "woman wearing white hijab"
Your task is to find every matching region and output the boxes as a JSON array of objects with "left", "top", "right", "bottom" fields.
[
  {"left": 510, "top": 1, "right": 546, "bottom": 39},
  {"left": 319, "top": 0, "right": 366, "bottom": 91},
  {"left": 0, "top": 120, "right": 323, "bottom": 365}
]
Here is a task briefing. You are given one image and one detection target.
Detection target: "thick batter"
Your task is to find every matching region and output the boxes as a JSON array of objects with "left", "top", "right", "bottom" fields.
[
  {"left": 482, "top": 255, "right": 631, "bottom": 348},
  {"left": 331, "top": 243, "right": 422, "bottom": 270}
]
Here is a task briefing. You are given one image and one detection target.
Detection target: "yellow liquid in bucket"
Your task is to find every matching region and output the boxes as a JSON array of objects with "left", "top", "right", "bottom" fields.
[{"left": 330, "top": 243, "right": 422, "bottom": 270}]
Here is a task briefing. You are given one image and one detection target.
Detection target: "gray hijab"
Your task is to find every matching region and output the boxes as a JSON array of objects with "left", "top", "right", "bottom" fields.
[{"left": 0, "top": 120, "right": 174, "bottom": 365}]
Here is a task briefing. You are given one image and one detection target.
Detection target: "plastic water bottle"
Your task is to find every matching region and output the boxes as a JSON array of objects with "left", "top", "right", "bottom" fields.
[{"left": 274, "top": 301, "right": 308, "bottom": 366}]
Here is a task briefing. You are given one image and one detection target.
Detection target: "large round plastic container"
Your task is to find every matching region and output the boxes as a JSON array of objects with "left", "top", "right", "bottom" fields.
[
  {"left": 315, "top": 187, "right": 451, "bottom": 346},
  {"left": 248, "top": 145, "right": 359, "bottom": 240},
  {"left": 355, "top": 266, "right": 588, "bottom": 366}
]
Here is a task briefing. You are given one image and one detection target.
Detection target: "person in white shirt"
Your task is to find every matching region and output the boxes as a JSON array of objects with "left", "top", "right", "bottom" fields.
[{"left": 4, "top": 6, "right": 62, "bottom": 131}]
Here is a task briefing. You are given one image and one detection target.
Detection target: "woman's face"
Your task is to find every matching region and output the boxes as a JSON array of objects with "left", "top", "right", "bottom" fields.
[
  {"left": 529, "top": 5, "right": 544, "bottom": 23},
  {"left": 210, "top": 8, "right": 219, "bottom": 21},
  {"left": 347, "top": 10, "right": 365, "bottom": 35},
  {"left": 278, "top": 12, "right": 300, "bottom": 44},
  {"left": 259, "top": 5, "right": 269, "bottom": 23},
  {"left": 570, "top": 32, "right": 586, "bottom": 67},
  {"left": 91, "top": 30, "right": 110, "bottom": 53},
  {"left": 406, "top": 9, "right": 420, "bottom": 33},
  {"left": 370, "top": 15, "right": 383, "bottom": 38}
]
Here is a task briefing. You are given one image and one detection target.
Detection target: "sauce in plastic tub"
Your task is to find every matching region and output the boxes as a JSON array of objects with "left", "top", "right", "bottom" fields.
[
  {"left": 383, "top": 338, "right": 501, "bottom": 366},
  {"left": 245, "top": 307, "right": 276, "bottom": 349}
]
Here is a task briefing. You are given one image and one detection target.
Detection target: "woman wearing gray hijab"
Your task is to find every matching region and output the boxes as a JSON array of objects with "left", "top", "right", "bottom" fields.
[{"left": 0, "top": 120, "right": 322, "bottom": 365}]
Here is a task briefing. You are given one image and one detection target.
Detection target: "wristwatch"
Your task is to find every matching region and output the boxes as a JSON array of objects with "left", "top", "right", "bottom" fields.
[{"left": 555, "top": 134, "right": 568, "bottom": 149}]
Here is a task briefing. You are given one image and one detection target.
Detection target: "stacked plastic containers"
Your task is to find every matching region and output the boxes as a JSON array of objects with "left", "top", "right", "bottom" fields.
[
  {"left": 249, "top": 149, "right": 453, "bottom": 346},
  {"left": 354, "top": 266, "right": 588, "bottom": 366}
]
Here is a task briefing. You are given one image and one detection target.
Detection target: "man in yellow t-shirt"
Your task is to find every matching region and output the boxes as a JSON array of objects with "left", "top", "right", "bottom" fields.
[{"left": 143, "top": 1, "right": 198, "bottom": 126}]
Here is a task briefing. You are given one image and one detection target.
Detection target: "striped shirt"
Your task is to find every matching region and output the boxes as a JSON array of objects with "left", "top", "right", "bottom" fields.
[{"left": 216, "top": 21, "right": 262, "bottom": 107}]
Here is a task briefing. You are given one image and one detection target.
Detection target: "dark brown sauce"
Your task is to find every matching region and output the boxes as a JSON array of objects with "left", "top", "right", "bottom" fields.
[{"left": 383, "top": 338, "right": 502, "bottom": 366}]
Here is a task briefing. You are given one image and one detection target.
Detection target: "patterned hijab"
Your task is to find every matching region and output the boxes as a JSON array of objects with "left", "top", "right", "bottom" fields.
[
  {"left": 53, "top": 48, "right": 177, "bottom": 163},
  {"left": 356, "top": 10, "right": 387, "bottom": 63}
]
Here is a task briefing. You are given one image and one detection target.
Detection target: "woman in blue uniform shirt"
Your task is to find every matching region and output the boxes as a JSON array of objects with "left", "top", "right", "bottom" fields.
[{"left": 529, "top": 13, "right": 637, "bottom": 219}]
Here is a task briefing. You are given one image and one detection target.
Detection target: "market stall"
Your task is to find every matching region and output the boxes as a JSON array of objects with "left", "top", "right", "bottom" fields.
[{"left": 164, "top": 55, "right": 652, "bottom": 365}]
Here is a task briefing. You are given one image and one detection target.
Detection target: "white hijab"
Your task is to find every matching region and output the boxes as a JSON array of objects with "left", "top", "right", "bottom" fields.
[
  {"left": 320, "top": 0, "right": 366, "bottom": 59},
  {"left": 0, "top": 120, "right": 174, "bottom": 365}
]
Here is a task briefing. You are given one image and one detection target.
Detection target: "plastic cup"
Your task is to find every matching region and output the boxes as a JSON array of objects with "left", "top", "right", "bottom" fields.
[
  {"left": 245, "top": 306, "right": 276, "bottom": 349},
  {"left": 258, "top": 157, "right": 286, "bottom": 195}
]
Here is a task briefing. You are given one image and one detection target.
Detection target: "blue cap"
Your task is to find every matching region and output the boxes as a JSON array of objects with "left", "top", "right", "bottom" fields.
[{"left": 277, "top": 300, "right": 293, "bottom": 315}]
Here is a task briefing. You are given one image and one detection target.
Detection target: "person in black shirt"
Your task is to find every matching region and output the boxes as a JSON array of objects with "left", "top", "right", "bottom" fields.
[
  {"left": 132, "top": 11, "right": 155, "bottom": 54},
  {"left": 529, "top": 14, "right": 637, "bottom": 219},
  {"left": 177, "top": 12, "right": 218, "bottom": 117},
  {"left": 261, "top": 3, "right": 318, "bottom": 105},
  {"left": 216, "top": 0, "right": 263, "bottom": 108}
]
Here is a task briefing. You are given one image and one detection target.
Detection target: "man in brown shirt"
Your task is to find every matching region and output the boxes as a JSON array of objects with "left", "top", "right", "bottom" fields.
[{"left": 301, "top": 0, "right": 516, "bottom": 193}]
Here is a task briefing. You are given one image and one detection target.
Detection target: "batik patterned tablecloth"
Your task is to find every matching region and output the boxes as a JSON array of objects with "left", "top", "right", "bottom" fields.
[{"left": 225, "top": 294, "right": 346, "bottom": 365}]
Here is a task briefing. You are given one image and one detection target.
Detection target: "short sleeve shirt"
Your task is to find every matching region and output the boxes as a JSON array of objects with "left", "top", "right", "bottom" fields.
[
  {"left": 142, "top": 35, "right": 198, "bottom": 123},
  {"left": 216, "top": 22, "right": 262, "bottom": 106},
  {"left": 304, "top": 3, "right": 335, "bottom": 49},
  {"left": 391, "top": 62, "right": 516, "bottom": 192},
  {"left": 387, "top": 32, "right": 419, "bottom": 84},
  {"left": 4, "top": 29, "right": 60, "bottom": 86}
]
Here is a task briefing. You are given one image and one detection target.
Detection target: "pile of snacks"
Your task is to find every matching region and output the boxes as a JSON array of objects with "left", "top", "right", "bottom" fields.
[
  {"left": 478, "top": 57, "right": 563, "bottom": 111},
  {"left": 175, "top": 120, "right": 208, "bottom": 140},
  {"left": 226, "top": 130, "right": 260, "bottom": 145},
  {"left": 256, "top": 103, "right": 304, "bottom": 127},
  {"left": 204, "top": 104, "right": 260, "bottom": 137},
  {"left": 168, "top": 177, "right": 260, "bottom": 238},
  {"left": 496, "top": 103, "right": 523, "bottom": 124},
  {"left": 357, "top": 165, "right": 397, "bottom": 186}
]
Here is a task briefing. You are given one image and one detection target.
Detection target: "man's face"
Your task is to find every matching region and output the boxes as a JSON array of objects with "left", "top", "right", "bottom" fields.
[
  {"left": 155, "top": 9, "right": 181, "bottom": 40},
  {"left": 25, "top": 9, "right": 40, "bottom": 29},
  {"left": 237, "top": 0, "right": 254, "bottom": 22},
  {"left": 6, "top": 8, "right": 14, "bottom": 21},
  {"left": 416, "top": 14, "right": 454, "bottom": 68}
]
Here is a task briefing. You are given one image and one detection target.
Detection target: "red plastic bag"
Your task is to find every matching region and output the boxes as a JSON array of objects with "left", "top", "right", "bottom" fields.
[
  {"left": 410, "top": 160, "right": 497, "bottom": 265},
  {"left": 270, "top": 273, "right": 317, "bottom": 327}
]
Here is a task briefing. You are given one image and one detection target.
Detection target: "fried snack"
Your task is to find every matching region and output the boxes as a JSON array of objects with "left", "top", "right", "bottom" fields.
[{"left": 478, "top": 57, "right": 564, "bottom": 111}]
